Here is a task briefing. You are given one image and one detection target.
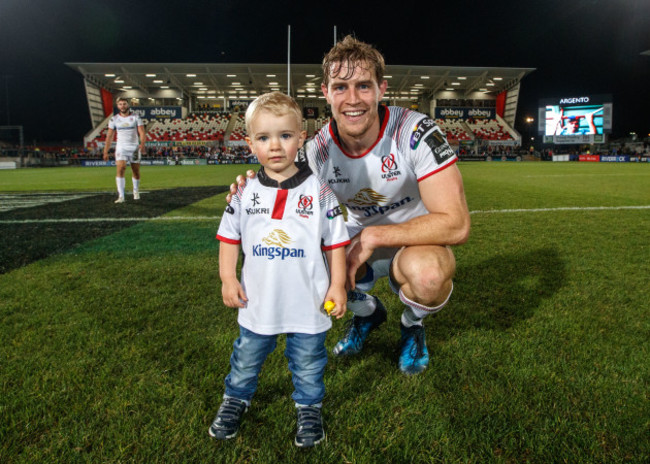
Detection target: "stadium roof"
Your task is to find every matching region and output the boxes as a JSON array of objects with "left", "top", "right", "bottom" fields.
[{"left": 66, "top": 62, "right": 535, "bottom": 101}]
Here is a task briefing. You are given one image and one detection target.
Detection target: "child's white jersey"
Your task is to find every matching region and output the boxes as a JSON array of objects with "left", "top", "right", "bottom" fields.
[
  {"left": 303, "top": 106, "right": 458, "bottom": 237},
  {"left": 217, "top": 163, "right": 350, "bottom": 335},
  {"left": 108, "top": 112, "right": 144, "bottom": 148}
]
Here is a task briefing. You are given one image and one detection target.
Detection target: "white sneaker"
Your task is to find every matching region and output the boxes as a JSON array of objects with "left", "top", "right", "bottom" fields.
[
  {"left": 133, "top": 192, "right": 140, "bottom": 200},
  {"left": 115, "top": 197, "right": 125, "bottom": 204}
]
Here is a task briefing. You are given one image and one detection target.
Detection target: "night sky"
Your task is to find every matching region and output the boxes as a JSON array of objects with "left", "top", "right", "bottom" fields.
[{"left": 1, "top": 0, "right": 649, "bottom": 144}]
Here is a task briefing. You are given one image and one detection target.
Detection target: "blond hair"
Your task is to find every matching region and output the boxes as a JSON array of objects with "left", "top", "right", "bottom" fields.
[
  {"left": 245, "top": 92, "right": 302, "bottom": 134},
  {"left": 321, "top": 35, "right": 385, "bottom": 87}
]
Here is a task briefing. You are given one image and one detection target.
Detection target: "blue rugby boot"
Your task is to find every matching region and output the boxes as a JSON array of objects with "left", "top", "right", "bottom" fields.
[
  {"left": 332, "top": 297, "right": 387, "bottom": 356},
  {"left": 398, "top": 323, "right": 429, "bottom": 375}
]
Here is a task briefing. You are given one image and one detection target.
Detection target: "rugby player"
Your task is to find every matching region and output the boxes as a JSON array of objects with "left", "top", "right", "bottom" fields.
[
  {"left": 103, "top": 97, "right": 146, "bottom": 203},
  {"left": 228, "top": 36, "right": 471, "bottom": 375}
]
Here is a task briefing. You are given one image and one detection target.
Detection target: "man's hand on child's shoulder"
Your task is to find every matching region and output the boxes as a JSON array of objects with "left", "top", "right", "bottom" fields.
[{"left": 226, "top": 170, "right": 257, "bottom": 203}]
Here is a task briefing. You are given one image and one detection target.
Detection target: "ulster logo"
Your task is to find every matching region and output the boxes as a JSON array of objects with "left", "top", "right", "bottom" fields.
[
  {"left": 381, "top": 154, "right": 397, "bottom": 172},
  {"left": 296, "top": 195, "right": 314, "bottom": 217},
  {"left": 297, "top": 195, "right": 313, "bottom": 210},
  {"left": 380, "top": 154, "right": 401, "bottom": 181}
]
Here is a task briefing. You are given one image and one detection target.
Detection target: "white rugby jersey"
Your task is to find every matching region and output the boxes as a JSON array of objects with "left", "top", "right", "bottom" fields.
[
  {"left": 108, "top": 112, "right": 144, "bottom": 147},
  {"left": 216, "top": 163, "right": 350, "bottom": 335},
  {"left": 302, "top": 106, "right": 458, "bottom": 237}
]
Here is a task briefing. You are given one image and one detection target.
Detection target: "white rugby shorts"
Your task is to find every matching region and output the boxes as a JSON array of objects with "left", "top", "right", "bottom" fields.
[{"left": 115, "top": 145, "right": 141, "bottom": 163}]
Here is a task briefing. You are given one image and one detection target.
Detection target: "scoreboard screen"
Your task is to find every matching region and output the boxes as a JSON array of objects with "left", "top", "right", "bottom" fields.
[{"left": 538, "top": 95, "right": 612, "bottom": 144}]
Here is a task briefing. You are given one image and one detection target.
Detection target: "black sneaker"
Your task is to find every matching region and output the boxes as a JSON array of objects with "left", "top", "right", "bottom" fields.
[
  {"left": 208, "top": 397, "right": 248, "bottom": 440},
  {"left": 295, "top": 406, "right": 325, "bottom": 447}
]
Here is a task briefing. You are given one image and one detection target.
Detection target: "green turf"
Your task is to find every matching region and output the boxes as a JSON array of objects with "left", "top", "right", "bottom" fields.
[
  {"left": 1, "top": 162, "right": 649, "bottom": 463},
  {"left": 0, "top": 164, "right": 252, "bottom": 192}
]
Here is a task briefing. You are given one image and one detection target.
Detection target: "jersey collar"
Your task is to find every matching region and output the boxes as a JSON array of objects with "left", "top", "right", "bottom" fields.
[
  {"left": 329, "top": 105, "right": 389, "bottom": 158},
  {"left": 257, "top": 162, "right": 312, "bottom": 189}
]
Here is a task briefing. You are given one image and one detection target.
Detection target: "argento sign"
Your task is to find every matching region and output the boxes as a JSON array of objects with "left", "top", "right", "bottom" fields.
[
  {"left": 559, "top": 97, "right": 590, "bottom": 104},
  {"left": 540, "top": 94, "right": 612, "bottom": 106}
]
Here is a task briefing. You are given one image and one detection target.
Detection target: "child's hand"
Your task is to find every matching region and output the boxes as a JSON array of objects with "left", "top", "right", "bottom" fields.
[
  {"left": 324, "top": 287, "right": 347, "bottom": 319},
  {"left": 221, "top": 279, "right": 248, "bottom": 308}
]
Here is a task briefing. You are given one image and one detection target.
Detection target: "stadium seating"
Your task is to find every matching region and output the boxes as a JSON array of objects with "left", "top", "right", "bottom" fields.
[
  {"left": 314, "top": 116, "right": 330, "bottom": 133},
  {"left": 84, "top": 109, "right": 515, "bottom": 148},
  {"left": 147, "top": 113, "right": 229, "bottom": 142},
  {"left": 229, "top": 114, "right": 247, "bottom": 142},
  {"left": 466, "top": 118, "right": 514, "bottom": 141},
  {"left": 436, "top": 119, "right": 473, "bottom": 142}
]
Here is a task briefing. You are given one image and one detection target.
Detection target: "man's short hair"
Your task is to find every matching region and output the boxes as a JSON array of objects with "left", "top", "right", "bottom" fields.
[
  {"left": 115, "top": 96, "right": 129, "bottom": 106},
  {"left": 322, "top": 35, "right": 385, "bottom": 87},
  {"left": 245, "top": 91, "right": 302, "bottom": 134}
]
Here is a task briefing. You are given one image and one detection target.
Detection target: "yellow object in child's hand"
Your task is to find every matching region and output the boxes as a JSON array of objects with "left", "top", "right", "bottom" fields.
[{"left": 324, "top": 301, "right": 336, "bottom": 315}]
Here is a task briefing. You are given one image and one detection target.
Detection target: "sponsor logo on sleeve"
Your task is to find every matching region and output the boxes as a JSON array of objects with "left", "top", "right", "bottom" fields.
[
  {"left": 410, "top": 118, "right": 437, "bottom": 150},
  {"left": 423, "top": 128, "right": 455, "bottom": 164},
  {"left": 326, "top": 205, "right": 343, "bottom": 219}
]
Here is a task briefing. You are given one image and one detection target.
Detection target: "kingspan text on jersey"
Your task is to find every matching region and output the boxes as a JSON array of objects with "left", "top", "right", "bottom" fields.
[
  {"left": 252, "top": 245, "right": 306, "bottom": 260},
  {"left": 345, "top": 196, "right": 414, "bottom": 218}
]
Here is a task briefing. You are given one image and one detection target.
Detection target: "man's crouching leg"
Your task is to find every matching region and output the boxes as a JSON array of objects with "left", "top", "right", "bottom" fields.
[
  {"left": 390, "top": 245, "right": 456, "bottom": 375},
  {"left": 332, "top": 260, "right": 389, "bottom": 356}
]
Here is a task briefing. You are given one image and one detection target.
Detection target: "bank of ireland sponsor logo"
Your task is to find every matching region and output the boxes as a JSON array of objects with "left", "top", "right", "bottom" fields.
[
  {"left": 380, "top": 153, "right": 401, "bottom": 181},
  {"left": 328, "top": 165, "right": 350, "bottom": 185},
  {"left": 296, "top": 195, "right": 314, "bottom": 218},
  {"left": 252, "top": 229, "right": 306, "bottom": 260},
  {"left": 410, "top": 117, "right": 437, "bottom": 150},
  {"left": 345, "top": 188, "right": 413, "bottom": 218}
]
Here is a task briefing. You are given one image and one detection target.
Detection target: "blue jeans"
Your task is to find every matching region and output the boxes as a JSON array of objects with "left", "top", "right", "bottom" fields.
[{"left": 224, "top": 326, "right": 328, "bottom": 406}]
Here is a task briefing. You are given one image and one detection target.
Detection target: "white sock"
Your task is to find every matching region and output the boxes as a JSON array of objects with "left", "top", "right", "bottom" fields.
[
  {"left": 132, "top": 178, "right": 140, "bottom": 193},
  {"left": 401, "top": 307, "right": 424, "bottom": 327},
  {"left": 116, "top": 177, "right": 125, "bottom": 198},
  {"left": 347, "top": 290, "right": 377, "bottom": 317},
  {"left": 399, "top": 283, "right": 453, "bottom": 327}
]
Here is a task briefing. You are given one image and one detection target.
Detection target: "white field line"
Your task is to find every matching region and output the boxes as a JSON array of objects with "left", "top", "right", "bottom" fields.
[
  {"left": 0, "top": 216, "right": 220, "bottom": 224},
  {"left": 469, "top": 205, "right": 650, "bottom": 214},
  {"left": 1, "top": 205, "right": 649, "bottom": 224}
]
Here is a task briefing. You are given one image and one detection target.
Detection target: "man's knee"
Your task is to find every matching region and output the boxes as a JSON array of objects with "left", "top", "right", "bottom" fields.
[{"left": 392, "top": 245, "right": 456, "bottom": 305}]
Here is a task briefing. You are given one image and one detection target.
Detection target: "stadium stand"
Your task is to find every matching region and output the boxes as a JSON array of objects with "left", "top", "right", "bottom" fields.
[
  {"left": 147, "top": 113, "right": 229, "bottom": 142},
  {"left": 466, "top": 118, "right": 514, "bottom": 141},
  {"left": 229, "top": 113, "right": 247, "bottom": 142},
  {"left": 436, "top": 119, "right": 473, "bottom": 142}
]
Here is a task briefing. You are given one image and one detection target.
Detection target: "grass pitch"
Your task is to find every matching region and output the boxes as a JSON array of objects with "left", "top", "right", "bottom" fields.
[{"left": 1, "top": 162, "right": 649, "bottom": 463}]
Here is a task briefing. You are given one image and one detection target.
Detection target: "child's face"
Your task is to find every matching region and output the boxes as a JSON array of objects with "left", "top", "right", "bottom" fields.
[{"left": 246, "top": 109, "right": 306, "bottom": 177}]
